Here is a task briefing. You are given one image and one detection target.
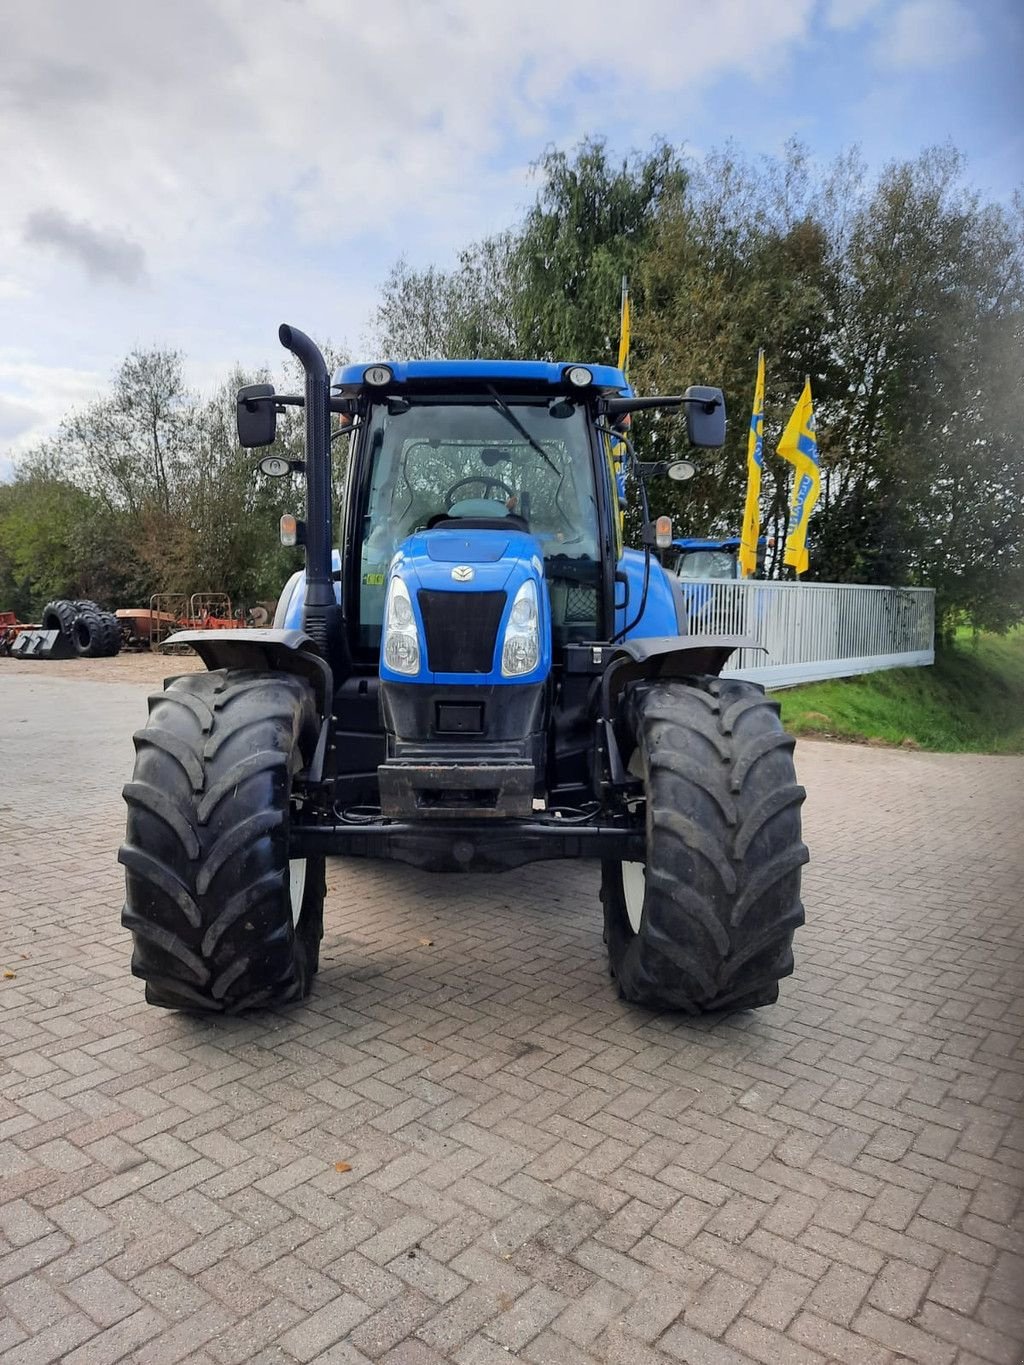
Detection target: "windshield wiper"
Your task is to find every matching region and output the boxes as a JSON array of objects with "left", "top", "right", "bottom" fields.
[{"left": 486, "top": 386, "right": 560, "bottom": 476}]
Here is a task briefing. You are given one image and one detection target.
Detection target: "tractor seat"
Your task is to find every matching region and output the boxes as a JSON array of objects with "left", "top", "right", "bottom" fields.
[
  {"left": 427, "top": 499, "right": 530, "bottom": 533},
  {"left": 426, "top": 514, "right": 530, "bottom": 533}
]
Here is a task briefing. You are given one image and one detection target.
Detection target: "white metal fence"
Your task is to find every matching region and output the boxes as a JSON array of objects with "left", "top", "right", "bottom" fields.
[{"left": 680, "top": 579, "right": 935, "bottom": 687}]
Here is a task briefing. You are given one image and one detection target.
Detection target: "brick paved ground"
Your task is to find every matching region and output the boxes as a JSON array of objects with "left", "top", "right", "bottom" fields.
[{"left": 1, "top": 671, "right": 1022, "bottom": 1365}]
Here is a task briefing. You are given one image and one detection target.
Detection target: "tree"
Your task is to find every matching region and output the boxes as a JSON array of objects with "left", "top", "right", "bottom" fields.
[
  {"left": 373, "top": 139, "right": 684, "bottom": 364},
  {"left": 823, "top": 148, "right": 1024, "bottom": 629},
  {"left": 59, "top": 348, "right": 195, "bottom": 517},
  {"left": 374, "top": 235, "right": 522, "bottom": 359},
  {"left": 0, "top": 455, "right": 140, "bottom": 616},
  {"left": 512, "top": 139, "right": 685, "bottom": 363},
  {"left": 1, "top": 338, "right": 348, "bottom": 614},
  {"left": 634, "top": 143, "right": 841, "bottom": 549}
]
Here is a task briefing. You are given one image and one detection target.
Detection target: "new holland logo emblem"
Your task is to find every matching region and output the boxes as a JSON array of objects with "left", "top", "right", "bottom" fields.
[{"left": 451, "top": 565, "right": 475, "bottom": 583}]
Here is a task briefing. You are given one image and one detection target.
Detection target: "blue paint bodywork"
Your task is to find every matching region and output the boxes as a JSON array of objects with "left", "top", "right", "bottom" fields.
[
  {"left": 286, "top": 540, "right": 690, "bottom": 652},
  {"left": 379, "top": 528, "right": 551, "bottom": 687},
  {"left": 279, "top": 549, "right": 342, "bottom": 630},
  {"left": 616, "top": 548, "right": 683, "bottom": 638},
  {"left": 674, "top": 536, "right": 742, "bottom": 552},
  {"left": 333, "top": 360, "right": 627, "bottom": 392}
]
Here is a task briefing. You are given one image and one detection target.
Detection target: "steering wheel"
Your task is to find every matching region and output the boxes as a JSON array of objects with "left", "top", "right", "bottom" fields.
[{"left": 445, "top": 476, "right": 516, "bottom": 509}]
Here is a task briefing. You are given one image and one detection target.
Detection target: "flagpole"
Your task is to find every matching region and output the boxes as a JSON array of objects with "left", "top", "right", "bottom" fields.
[
  {"left": 796, "top": 373, "right": 810, "bottom": 582},
  {"left": 617, "top": 276, "right": 630, "bottom": 379},
  {"left": 739, "top": 349, "right": 765, "bottom": 581}
]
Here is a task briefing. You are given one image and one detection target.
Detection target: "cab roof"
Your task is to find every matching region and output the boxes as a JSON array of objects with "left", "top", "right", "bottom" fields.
[
  {"left": 672, "top": 537, "right": 768, "bottom": 551},
  {"left": 674, "top": 537, "right": 742, "bottom": 551},
  {"left": 332, "top": 359, "right": 628, "bottom": 395}
]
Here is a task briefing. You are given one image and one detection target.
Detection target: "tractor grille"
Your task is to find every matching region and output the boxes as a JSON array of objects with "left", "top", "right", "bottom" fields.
[{"left": 417, "top": 590, "right": 507, "bottom": 674}]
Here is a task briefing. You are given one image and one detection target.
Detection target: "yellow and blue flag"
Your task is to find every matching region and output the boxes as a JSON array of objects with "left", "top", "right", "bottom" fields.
[
  {"left": 617, "top": 276, "right": 630, "bottom": 380},
  {"left": 777, "top": 377, "right": 820, "bottom": 575},
  {"left": 738, "top": 349, "right": 765, "bottom": 578}
]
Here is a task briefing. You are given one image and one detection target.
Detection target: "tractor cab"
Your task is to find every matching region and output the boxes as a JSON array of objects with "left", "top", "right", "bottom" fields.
[
  {"left": 673, "top": 536, "right": 742, "bottom": 580},
  {"left": 672, "top": 535, "right": 769, "bottom": 580},
  {"left": 332, "top": 362, "right": 612, "bottom": 658}
]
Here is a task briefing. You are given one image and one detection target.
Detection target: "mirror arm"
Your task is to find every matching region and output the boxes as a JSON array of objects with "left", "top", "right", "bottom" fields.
[
  {"left": 600, "top": 393, "right": 723, "bottom": 418},
  {"left": 242, "top": 392, "right": 355, "bottom": 414}
]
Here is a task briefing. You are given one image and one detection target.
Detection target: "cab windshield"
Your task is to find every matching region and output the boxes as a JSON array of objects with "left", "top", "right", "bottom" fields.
[
  {"left": 355, "top": 399, "right": 601, "bottom": 647},
  {"left": 676, "top": 548, "right": 739, "bottom": 580}
]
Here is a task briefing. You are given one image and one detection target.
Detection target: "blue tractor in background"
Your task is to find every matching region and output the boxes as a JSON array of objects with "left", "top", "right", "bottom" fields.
[
  {"left": 120, "top": 327, "right": 806, "bottom": 1015},
  {"left": 670, "top": 535, "right": 767, "bottom": 627},
  {"left": 672, "top": 535, "right": 772, "bottom": 580}
]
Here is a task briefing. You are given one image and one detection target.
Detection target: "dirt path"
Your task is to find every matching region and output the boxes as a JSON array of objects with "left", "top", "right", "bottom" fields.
[{"left": 0, "top": 649, "right": 204, "bottom": 684}]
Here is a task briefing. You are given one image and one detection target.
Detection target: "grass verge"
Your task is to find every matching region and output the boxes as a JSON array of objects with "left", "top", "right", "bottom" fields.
[{"left": 776, "top": 629, "right": 1024, "bottom": 754}]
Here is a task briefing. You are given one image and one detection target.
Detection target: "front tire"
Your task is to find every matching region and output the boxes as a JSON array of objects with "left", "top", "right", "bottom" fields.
[
  {"left": 119, "top": 668, "right": 325, "bottom": 1012},
  {"left": 602, "top": 677, "right": 807, "bottom": 1013}
]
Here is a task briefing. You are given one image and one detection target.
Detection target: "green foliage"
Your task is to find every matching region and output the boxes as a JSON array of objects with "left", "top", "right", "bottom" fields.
[
  {"left": 0, "top": 347, "right": 342, "bottom": 617},
  {"left": 822, "top": 148, "right": 1024, "bottom": 632},
  {"left": 373, "top": 137, "right": 1024, "bottom": 633},
  {"left": 373, "top": 138, "right": 683, "bottom": 364},
  {"left": 0, "top": 472, "right": 98, "bottom": 615},
  {"left": 778, "top": 629, "right": 1024, "bottom": 753},
  {"left": 375, "top": 235, "right": 522, "bottom": 360},
  {"left": 512, "top": 139, "right": 685, "bottom": 362},
  {"left": 633, "top": 142, "right": 844, "bottom": 545}
]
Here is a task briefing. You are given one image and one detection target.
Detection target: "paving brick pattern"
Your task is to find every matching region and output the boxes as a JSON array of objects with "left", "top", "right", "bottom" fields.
[{"left": 1, "top": 672, "right": 1022, "bottom": 1364}]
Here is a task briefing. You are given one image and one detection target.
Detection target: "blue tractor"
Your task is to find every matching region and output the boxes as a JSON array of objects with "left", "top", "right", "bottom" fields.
[
  {"left": 120, "top": 327, "right": 806, "bottom": 1014},
  {"left": 671, "top": 535, "right": 765, "bottom": 629},
  {"left": 672, "top": 535, "right": 773, "bottom": 580}
]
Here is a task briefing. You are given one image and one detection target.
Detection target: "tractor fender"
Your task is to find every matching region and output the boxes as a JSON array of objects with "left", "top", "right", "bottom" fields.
[
  {"left": 163, "top": 628, "right": 333, "bottom": 717},
  {"left": 600, "top": 634, "right": 764, "bottom": 714}
]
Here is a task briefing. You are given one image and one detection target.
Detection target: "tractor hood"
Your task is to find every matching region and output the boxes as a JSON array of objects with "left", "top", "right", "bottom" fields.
[
  {"left": 380, "top": 528, "right": 551, "bottom": 685},
  {"left": 405, "top": 528, "right": 537, "bottom": 578},
  {"left": 424, "top": 532, "right": 513, "bottom": 564}
]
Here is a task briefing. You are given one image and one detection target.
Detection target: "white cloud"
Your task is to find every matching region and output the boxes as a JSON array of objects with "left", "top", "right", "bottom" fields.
[
  {"left": 0, "top": 0, "right": 821, "bottom": 444},
  {"left": 1, "top": 0, "right": 817, "bottom": 277},
  {"left": 825, "top": 0, "right": 887, "bottom": 27},
  {"left": 0, "top": 356, "right": 106, "bottom": 466},
  {"left": 873, "top": 0, "right": 982, "bottom": 68}
]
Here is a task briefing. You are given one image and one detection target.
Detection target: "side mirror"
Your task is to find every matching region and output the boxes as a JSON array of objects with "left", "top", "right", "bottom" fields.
[
  {"left": 684, "top": 386, "right": 726, "bottom": 448},
  {"left": 237, "top": 383, "right": 277, "bottom": 448}
]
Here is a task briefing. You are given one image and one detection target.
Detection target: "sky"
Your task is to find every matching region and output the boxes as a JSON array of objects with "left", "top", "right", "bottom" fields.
[{"left": 1, "top": 0, "right": 1021, "bottom": 479}]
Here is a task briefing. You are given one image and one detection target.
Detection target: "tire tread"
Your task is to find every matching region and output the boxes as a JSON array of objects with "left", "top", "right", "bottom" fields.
[
  {"left": 119, "top": 668, "right": 324, "bottom": 1013},
  {"left": 603, "top": 677, "right": 806, "bottom": 1012}
]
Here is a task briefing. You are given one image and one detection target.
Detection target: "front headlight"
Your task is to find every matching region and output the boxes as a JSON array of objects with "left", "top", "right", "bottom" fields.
[
  {"left": 382, "top": 576, "right": 421, "bottom": 675},
  {"left": 501, "top": 580, "right": 540, "bottom": 677}
]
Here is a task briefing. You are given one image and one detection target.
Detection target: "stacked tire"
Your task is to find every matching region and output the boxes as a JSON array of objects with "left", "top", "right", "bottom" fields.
[{"left": 41, "top": 598, "right": 122, "bottom": 658}]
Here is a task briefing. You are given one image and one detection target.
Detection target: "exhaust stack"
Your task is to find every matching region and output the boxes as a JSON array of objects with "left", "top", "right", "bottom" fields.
[{"left": 278, "top": 323, "right": 333, "bottom": 652}]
